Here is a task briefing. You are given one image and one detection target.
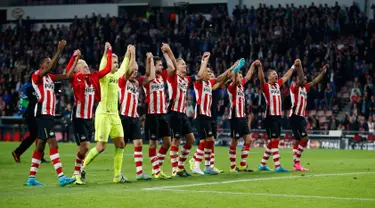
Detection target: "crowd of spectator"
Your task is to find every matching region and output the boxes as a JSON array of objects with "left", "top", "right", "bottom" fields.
[{"left": 1, "top": 2, "right": 375, "bottom": 136}]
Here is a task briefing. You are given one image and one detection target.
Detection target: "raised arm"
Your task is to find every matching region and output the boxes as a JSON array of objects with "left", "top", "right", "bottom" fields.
[
  {"left": 115, "top": 45, "right": 132, "bottom": 78},
  {"left": 99, "top": 42, "right": 111, "bottom": 71},
  {"left": 55, "top": 53, "right": 80, "bottom": 81},
  {"left": 161, "top": 43, "right": 177, "bottom": 75},
  {"left": 142, "top": 53, "right": 156, "bottom": 85},
  {"left": 309, "top": 64, "right": 328, "bottom": 87},
  {"left": 295, "top": 59, "right": 304, "bottom": 86},
  {"left": 281, "top": 63, "right": 296, "bottom": 85},
  {"left": 213, "top": 61, "right": 239, "bottom": 90},
  {"left": 256, "top": 60, "right": 265, "bottom": 89},
  {"left": 97, "top": 46, "right": 113, "bottom": 79},
  {"left": 39, "top": 40, "right": 66, "bottom": 77},
  {"left": 197, "top": 52, "right": 211, "bottom": 80},
  {"left": 125, "top": 45, "right": 136, "bottom": 79},
  {"left": 245, "top": 61, "right": 256, "bottom": 81},
  {"left": 65, "top": 50, "right": 79, "bottom": 73}
]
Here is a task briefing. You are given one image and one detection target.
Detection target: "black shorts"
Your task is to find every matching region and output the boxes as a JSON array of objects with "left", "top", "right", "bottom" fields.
[
  {"left": 230, "top": 117, "right": 250, "bottom": 139},
  {"left": 145, "top": 114, "right": 171, "bottom": 140},
  {"left": 36, "top": 115, "right": 55, "bottom": 140},
  {"left": 211, "top": 119, "right": 218, "bottom": 139},
  {"left": 289, "top": 114, "right": 308, "bottom": 140},
  {"left": 26, "top": 116, "right": 38, "bottom": 139},
  {"left": 121, "top": 115, "right": 141, "bottom": 143},
  {"left": 169, "top": 111, "right": 192, "bottom": 138},
  {"left": 73, "top": 118, "right": 93, "bottom": 145},
  {"left": 264, "top": 116, "right": 281, "bottom": 139},
  {"left": 196, "top": 115, "right": 214, "bottom": 139}
]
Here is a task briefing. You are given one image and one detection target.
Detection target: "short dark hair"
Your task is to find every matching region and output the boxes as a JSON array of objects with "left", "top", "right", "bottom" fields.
[
  {"left": 176, "top": 58, "right": 184, "bottom": 63},
  {"left": 266, "top": 69, "right": 276, "bottom": 77},
  {"left": 153, "top": 56, "right": 162, "bottom": 65},
  {"left": 38, "top": 56, "right": 49, "bottom": 65}
]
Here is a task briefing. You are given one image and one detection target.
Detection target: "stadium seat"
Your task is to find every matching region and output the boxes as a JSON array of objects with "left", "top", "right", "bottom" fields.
[
  {"left": 309, "top": 110, "right": 316, "bottom": 117},
  {"left": 319, "top": 116, "right": 327, "bottom": 124},
  {"left": 317, "top": 110, "right": 325, "bottom": 117}
]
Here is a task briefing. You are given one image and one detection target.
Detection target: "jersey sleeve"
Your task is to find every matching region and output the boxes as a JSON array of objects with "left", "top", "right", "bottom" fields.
[
  {"left": 241, "top": 77, "right": 247, "bottom": 86},
  {"left": 49, "top": 74, "right": 56, "bottom": 81},
  {"left": 115, "top": 55, "right": 130, "bottom": 79},
  {"left": 227, "top": 82, "right": 235, "bottom": 93},
  {"left": 209, "top": 78, "right": 217, "bottom": 86},
  {"left": 118, "top": 76, "right": 125, "bottom": 89},
  {"left": 31, "top": 71, "right": 41, "bottom": 84},
  {"left": 161, "top": 70, "right": 168, "bottom": 82},
  {"left": 261, "top": 82, "right": 268, "bottom": 93},
  {"left": 305, "top": 83, "right": 311, "bottom": 91},
  {"left": 278, "top": 78, "right": 283, "bottom": 86},
  {"left": 138, "top": 76, "right": 146, "bottom": 86}
]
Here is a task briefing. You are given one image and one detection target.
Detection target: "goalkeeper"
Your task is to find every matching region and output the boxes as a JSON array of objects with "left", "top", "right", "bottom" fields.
[{"left": 80, "top": 44, "right": 133, "bottom": 183}]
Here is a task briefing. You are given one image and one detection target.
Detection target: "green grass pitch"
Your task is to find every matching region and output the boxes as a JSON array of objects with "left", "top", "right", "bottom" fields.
[{"left": 0, "top": 142, "right": 374, "bottom": 208}]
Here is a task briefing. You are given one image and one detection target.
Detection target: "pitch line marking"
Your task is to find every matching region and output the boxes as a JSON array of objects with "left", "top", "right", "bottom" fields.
[
  {"left": 156, "top": 189, "right": 375, "bottom": 202},
  {"left": 143, "top": 171, "right": 375, "bottom": 190}
]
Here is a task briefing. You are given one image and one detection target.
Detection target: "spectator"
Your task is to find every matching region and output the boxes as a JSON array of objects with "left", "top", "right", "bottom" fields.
[
  {"left": 325, "top": 83, "right": 333, "bottom": 110},
  {"left": 369, "top": 96, "right": 375, "bottom": 116},
  {"left": 328, "top": 115, "right": 339, "bottom": 130},
  {"left": 368, "top": 115, "right": 375, "bottom": 132},
  {"left": 350, "top": 91, "right": 361, "bottom": 104},
  {"left": 315, "top": 83, "right": 325, "bottom": 109}
]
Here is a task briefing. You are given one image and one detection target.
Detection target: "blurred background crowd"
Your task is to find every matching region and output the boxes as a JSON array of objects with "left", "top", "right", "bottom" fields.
[{"left": 1, "top": 1, "right": 375, "bottom": 142}]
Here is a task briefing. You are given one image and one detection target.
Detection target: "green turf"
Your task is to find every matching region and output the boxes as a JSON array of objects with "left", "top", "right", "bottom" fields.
[{"left": 0, "top": 142, "right": 374, "bottom": 208}]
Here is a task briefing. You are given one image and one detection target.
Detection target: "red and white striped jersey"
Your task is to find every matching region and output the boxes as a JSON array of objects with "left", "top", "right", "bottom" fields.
[
  {"left": 227, "top": 78, "right": 247, "bottom": 119},
  {"left": 140, "top": 70, "right": 168, "bottom": 114},
  {"left": 118, "top": 76, "right": 141, "bottom": 118},
  {"left": 289, "top": 82, "right": 310, "bottom": 117},
  {"left": 71, "top": 73, "right": 95, "bottom": 119},
  {"left": 167, "top": 74, "right": 193, "bottom": 113},
  {"left": 194, "top": 79, "right": 216, "bottom": 118},
  {"left": 261, "top": 79, "right": 283, "bottom": 116},
  {"left": 31, "top": 70, "right": 57, "bottom": 116}
]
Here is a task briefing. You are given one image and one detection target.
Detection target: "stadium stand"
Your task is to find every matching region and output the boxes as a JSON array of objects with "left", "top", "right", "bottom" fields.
[{"left": 1, "top": 1, "right": 375, "bottom": 146}]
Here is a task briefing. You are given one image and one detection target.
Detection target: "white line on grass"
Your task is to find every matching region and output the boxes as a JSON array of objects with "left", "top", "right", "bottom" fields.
[
  {"left": 143, "top": 171, "right": 375, "bottom": 190},
  {"left": 156, "top": 189, "right": 375, "bottom": 202}
]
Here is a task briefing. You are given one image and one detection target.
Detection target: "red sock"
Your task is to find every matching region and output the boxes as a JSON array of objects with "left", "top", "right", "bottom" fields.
[
  {"left": 157, "top": 146, "right": 168, "bottom": 167},
  {"left": 271, "top": 140, "right": 281, "bottom": 169},
  {"left": 194, "top": 141, "right": 205, "bottom": 163},
  {"left": 210, "top": 146, "right": 215, "bottom": 168},
  {"left": 73, "top": 151, "right": 85, "bottom": 175},
  {"left": 178, "top": 143, "right": 192, "bottom": 170},
  {"left": 29, "top": 150, "right": 42, "bottom": 178},
  {"left": 149, "top": 147, "right": 160, "bottom": 175},
  {"left": 170, "top": 145, "right": 179, "bottom": 174},
  {"left": 240, "top": 143, "right": 250, "bottom": 167},
  {"left": 295, "top": 140, "right": 308, "bottom": 163},
  {"left": 229, "top": 145, "right": 236, "bottom": 169},
  {"left": 134, "top": 146, "right": 143, "bottom": 175},
  {"left": 50, "top": 148, "right": 64, "bottom": 178},
  {"left": 260, "top": 141, "right": 272, "bottom": 166},
  {"left": 204, "top": 140, "right": 214, "bottom": 167},
  {"left": 194, "top": 141, "right": 205, "bottom": 161},
  {"left": 293, "top": 141, "right": 299, "bottom": 162}
]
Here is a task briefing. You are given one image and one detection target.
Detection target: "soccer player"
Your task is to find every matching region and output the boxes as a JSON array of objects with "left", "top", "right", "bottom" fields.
[
  {"left": 66, "top": 43, "right": 113, "bottom": 184},
  {"left": 26, "top": 40, "right": 78, "bottom": 186},
  {"left": 12, "top": 74, "right": 48, "bottom": 163},
  {"left": 290, "top": 61, "right": 327, "bottom": 171},
  {"left": 257, "top": 59, "right": 296, "bottom": 172},
  {"left": 192, "top": 55, "right": 238, "bottom": 175},
  {"left": 81, "top": 44, "right": 132, "bottom": 183},
  {"left": 227, "top": 62, "right": 256, "bottom": 172},
  {"left": 161, "top": 43, "right": 197, "bottom": 177},
  {"left": 189, "top": 66, "right": 236, "bottom": 174},
  {"left": 143, "top": 50, "right": 174, "bottom": 179},
  {"left": 118, "top": 50, "right": 154, "bottom": 180}
]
